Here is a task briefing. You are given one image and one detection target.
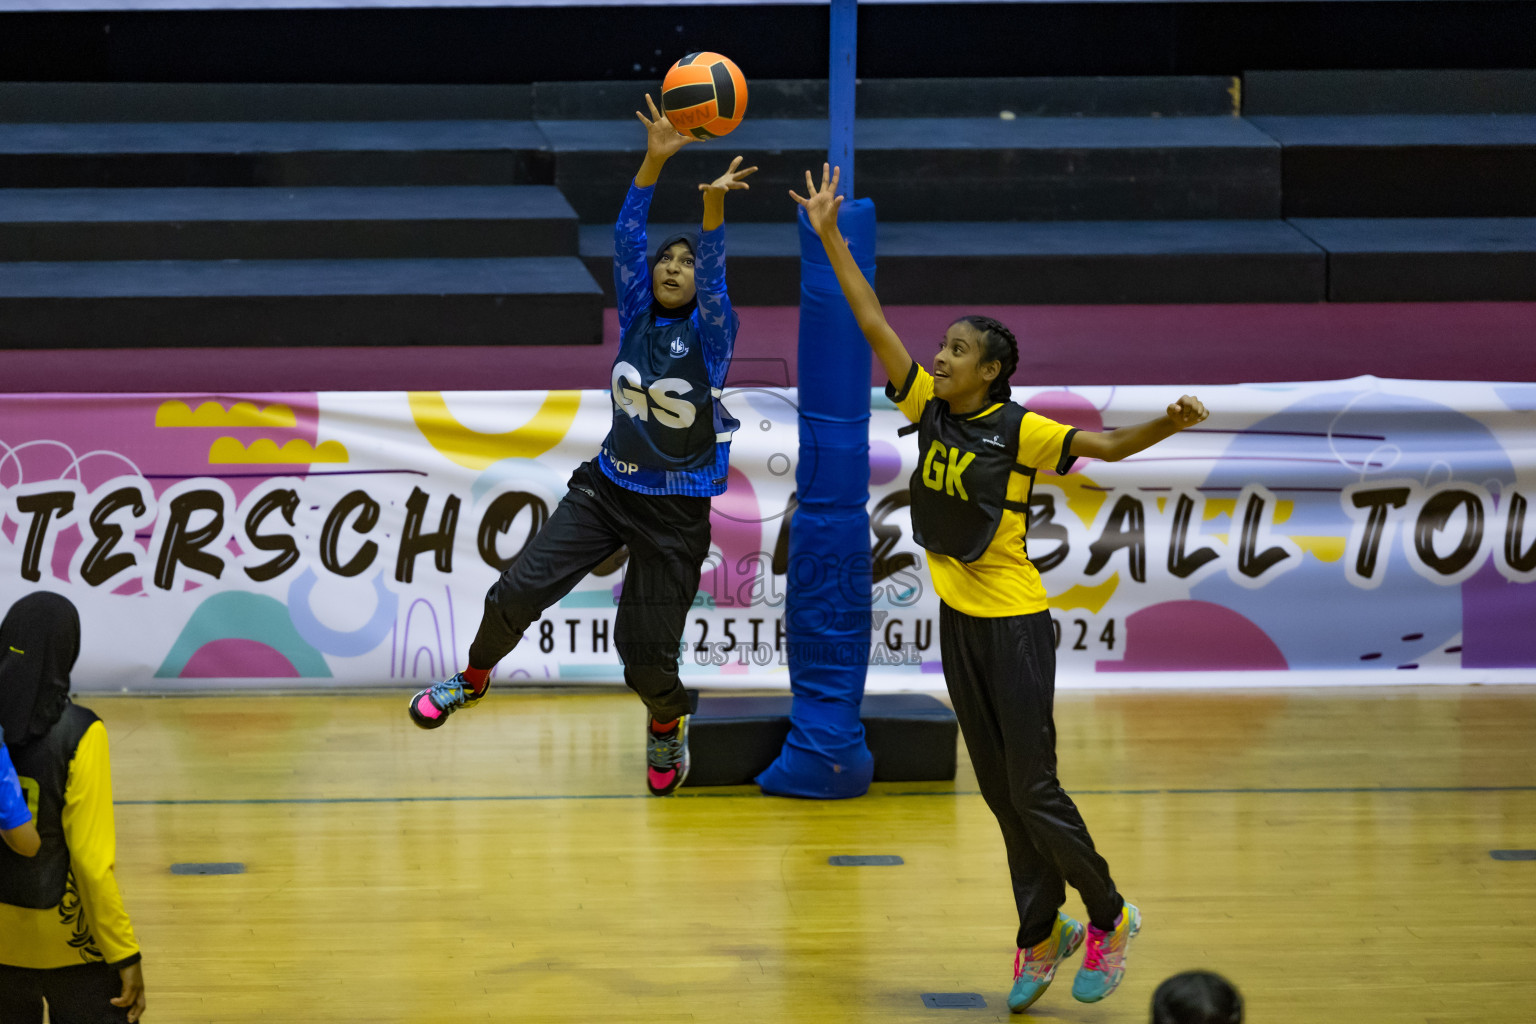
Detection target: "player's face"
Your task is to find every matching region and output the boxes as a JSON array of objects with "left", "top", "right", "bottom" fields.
[
  {"left": 652, "top": 242, "right": 697, "bottom": 309},
  {"left": 933, "top": 321, "right": 997, "bottom": 404}
]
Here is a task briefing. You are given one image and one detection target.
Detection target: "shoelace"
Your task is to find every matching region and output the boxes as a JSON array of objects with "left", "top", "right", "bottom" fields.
[
  {"left": 1082, "top": 927, "right": 1122, "bottom": 973},
  {"left": 1013, "top": 936, "right": 1060, "bottom": 982},
  {"left": 647, "top": 729, "right": 682, "bottom": 768},
  {"left": 429, "top": 676, "right": 468, "bottom": 710}
]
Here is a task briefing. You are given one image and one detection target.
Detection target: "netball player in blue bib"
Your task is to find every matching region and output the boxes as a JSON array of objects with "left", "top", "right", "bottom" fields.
[
  {"left": 793, "top": 165, "right": 1209, "bottom": 1011},
  {"left": 409, "top": 96, "right": 755, "bottom": 798}
]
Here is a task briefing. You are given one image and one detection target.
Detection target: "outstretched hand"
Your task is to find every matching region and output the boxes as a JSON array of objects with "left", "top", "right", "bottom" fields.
[
  {"left": 789, "top": 163, "right": 843, "bottom": 237},
  {"left": 1166, "top": 395, "right": 1209, "bottom": 429},
  {"left": 635, "top": 93, "right": 695, "bottom": 162},
  {"left": 700, "top": 155, "right": 758, "bottom": 195}
]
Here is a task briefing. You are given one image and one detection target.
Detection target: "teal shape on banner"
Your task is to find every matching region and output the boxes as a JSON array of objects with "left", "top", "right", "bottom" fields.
[
  {"left": 558, "top": 664, "right": 626, "bottom": 682},
  {"left": 470, "top": 457, "right": 568, "bottom": 505},
  {"left": 156, "top": 591, "right": 331, "bottom": 678},
  {"left": 560, "top": 590, "right": 620, "bottom": 608},
  {"left": 287, "top": 568, "right": 398, "bottom": 657}
]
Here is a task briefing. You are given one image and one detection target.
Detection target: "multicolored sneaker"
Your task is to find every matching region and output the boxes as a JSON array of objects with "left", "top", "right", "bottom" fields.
[
  {"left": 1072, "top": 903, "right": 1141, "bottom": 1003},
  {"left": 646, "top": 715, "right": 690, "bottom": 796},
  {"left": 408, "top": 673, "right": 488, "bottom": 730},
  {"left": 1009, "top": 912, "right": 1086, "bottom": 1013}
]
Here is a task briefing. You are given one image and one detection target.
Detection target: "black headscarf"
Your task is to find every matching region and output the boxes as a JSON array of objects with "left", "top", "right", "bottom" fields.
[
  {"left": 649, "top": 230, "right": 700, "bottom": 322},
  {"left": 0, "top": 592, "right": 79, "bottom": 748}
]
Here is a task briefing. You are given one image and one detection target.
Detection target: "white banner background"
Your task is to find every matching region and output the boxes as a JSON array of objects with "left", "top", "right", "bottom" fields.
[{"left": 2, "top": 375, "right": 1533, "bottom": 692}]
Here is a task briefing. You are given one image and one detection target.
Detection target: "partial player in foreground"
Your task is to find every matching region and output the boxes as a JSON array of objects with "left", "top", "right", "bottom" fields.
[
  {"left": 409, "top": 96, "right": 755, "bottom": 797},
  {"left": 0, "top": 593, "right": 146, "bottom": 1023},
  {"left": 793, "top": 164, "right": 1209, "bottom": 1012}
]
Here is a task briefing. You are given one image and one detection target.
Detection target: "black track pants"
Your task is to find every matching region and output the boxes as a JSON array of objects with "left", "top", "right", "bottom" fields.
[
  {"left": 939, "top": 602, "right": 1124, "bottom": 948},
  {"left": 468, "top": 460, "right": 709, "bottom": 723},
  {"left": 0, "top": 962, "right": 131, "bottom": 1024}
]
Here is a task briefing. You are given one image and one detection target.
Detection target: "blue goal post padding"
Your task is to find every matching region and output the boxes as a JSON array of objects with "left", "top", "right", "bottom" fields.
[{"left": 756, "top": 198, "right": 877, "bottom": 799}]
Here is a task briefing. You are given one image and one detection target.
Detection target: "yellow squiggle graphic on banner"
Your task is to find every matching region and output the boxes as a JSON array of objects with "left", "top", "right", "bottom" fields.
[
  {"left": 1048, "top": 573, "right": 1120, "bottom": 614},
  {"left": 157, "top": 400, "right": 296, "bottom": 428},
  {"left": 1204, "top": 498, "right": 1295, "bottom": 524},
  {"left": 408, "top": 390, "right": 582, "bottom": 470},
  {"left": 1294, "top": 536, "right": 1346, "bottom": 562},
  {"left": 1043, "top": 472, "right": 1109, "bottom": 527},
  {"left": 209, "top": 438, "right": 349, "bottom": 464}
]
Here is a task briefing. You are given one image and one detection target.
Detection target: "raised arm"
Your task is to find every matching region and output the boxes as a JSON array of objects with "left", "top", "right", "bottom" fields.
[
  {"left": 617, "top": 96, "right": 701, "bottom": 330},
  {"left": 633, "top": 93, "right": 694, "bottom": 189},
  {"left": 699, "top": 154, "right": 756, "bottom": 233},
  {"left": 791, "top": 164, "right": 913, "bottom": 387},
  {"left": 1069, "top": 396, "right": 1209, "bottom": 462}
]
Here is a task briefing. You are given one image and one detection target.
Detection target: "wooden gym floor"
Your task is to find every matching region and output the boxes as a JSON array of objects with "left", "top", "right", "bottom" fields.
[{"left": 79, "top": 685, "right": 1535, "bottom": 1024}]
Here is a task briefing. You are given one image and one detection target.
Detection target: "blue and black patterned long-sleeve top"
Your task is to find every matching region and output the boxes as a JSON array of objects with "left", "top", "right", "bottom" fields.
[{"left": 597, "top": 181, "right": 740, "bottom": 497}]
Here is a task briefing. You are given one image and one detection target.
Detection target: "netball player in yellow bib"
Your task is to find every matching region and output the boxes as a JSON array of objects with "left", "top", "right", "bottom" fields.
[{"left": 793, "top": 165, "right": 1208, "bottom": 1012}]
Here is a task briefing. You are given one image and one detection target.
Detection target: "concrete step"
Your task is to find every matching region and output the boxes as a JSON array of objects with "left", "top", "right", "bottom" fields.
[
  {"left": 0, "top": 120, "right": 552, "bottom": 187},
  {"left": 0, "top": 186, "right": 577, "bottom": 260},
  {"left": 547, "top": 116, "right": 1282, "bottom": 223},
  {"left": 1290, "top": 217, "right": 1536, "bottom": 301},
  {"left": 1248, "top": 114, "right": 1536, "bottom": 217},
  {"left": 0, "top": 256, "right": 602, "bottom": 348},
  {"left": 581, "top": 219, "right": 1325, "bottom": 305}
]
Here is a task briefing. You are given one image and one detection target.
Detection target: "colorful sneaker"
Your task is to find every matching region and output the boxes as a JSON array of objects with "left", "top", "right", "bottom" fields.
[
  {"left": 1072, "top": 903, "right": 1141, "bottom": 1003},
  {"left": 646, "top": 715, "right": 690, "bottom": 796},
  {"left": 408, "top": 673, "right": 487, "bottom": 730},
  {"left": 1009, "top": 912, "right": 1086, "bottom": 1013}
]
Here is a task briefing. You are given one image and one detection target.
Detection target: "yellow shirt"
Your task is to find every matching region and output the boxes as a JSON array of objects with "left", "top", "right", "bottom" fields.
[
  {"left": 892, "top": 365, "right": 1075, "bottom": 617},
  {"left": 0, "top": 719, "right": 141, "bottom": 969}
]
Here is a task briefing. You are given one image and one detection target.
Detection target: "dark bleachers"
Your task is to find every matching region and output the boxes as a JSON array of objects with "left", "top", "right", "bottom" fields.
[
  {"left": 1237, "top": 70, "right": 1536, "bottom": 301},
  {"left": 0, "top": 186, "right": 577, "bottom": 260},
  {"left": 684, "top": 693, "right": 958, "bottom": 788},
  {"left": 0, "top": 257, "right": 601, "bottom": 348},
  {"left": 1247, "top": 114, "right": 1536, "bottom": 218},
  {"left": 0, "top": 82, "right": 533, "bottom": 123},
  {"left": 0, "top": 72, "right": 1530, "bottom": 364},
  {"left": 0, "top": 84, "right": 604, "bottom": 350},
  {"left": 547, "top": 116, "right": 1281, "bottom": 224},
  {"left": 1289, "top": 218, "right": 1536, "bottom": 301},
  {"left": 0, "top": 121, "right": 551, "bottom": 188},
  {"left": 583, "top": 219, "right": 1324, "bottom": 305}
]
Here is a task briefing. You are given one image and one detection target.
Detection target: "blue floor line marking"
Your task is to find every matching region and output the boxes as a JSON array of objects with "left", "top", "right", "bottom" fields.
[{"left": 116, "top": 783, "right": 1536, "bottom": 807}]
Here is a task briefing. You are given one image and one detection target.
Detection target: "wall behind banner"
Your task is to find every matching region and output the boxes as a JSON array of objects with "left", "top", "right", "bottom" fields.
[{"left": 2, "top": 376, "right": 1534, "bottom": 692}]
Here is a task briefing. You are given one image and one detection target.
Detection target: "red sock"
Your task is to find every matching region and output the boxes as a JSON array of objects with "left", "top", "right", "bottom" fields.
[
  {"left": 462, "top": 666, "right": 490, "bottom": 695},
  {"left": 650, "top": 717, "right": 677, "bottom": 733}
]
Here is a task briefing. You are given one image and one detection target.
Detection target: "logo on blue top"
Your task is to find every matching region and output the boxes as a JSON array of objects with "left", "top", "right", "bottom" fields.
[{"left": 669, "top": 337, "right": 690, "bottom": 358}]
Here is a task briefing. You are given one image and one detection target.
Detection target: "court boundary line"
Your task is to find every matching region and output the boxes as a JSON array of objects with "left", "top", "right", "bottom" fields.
[{"left": 117, "top": 784, "right": 1536, "bottom": 806}]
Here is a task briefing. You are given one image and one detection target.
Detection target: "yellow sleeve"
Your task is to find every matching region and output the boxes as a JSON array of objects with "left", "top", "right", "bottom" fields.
[
  {"left": 885, "top": 363, "right": 934, "bottom": 424},
  {"left": 62, "top": 720, "right": 140, "bottom": 968},
  {"left": 1017, "top": 411, "right": 1077, "bottom": 474}
]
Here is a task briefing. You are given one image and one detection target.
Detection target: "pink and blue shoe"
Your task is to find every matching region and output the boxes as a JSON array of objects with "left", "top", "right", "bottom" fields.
[
  {"left": 1072, "top": 902, "right": 1141, "bottom": 1003},
  {"left": 645, "top": 716, "right": 691, "bottom": 796},
  {"left": 1009, "top": 912, "right": 1086, "bottom": 1013},
  {"left": 408, "top": 673, "right": 488, "bottom": 730}
]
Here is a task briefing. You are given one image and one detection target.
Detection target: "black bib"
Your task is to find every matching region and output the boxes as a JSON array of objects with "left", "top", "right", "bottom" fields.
[
  {"left": 905, "top": 400, "right": 1035, "bottom": 563},
  {"left": 0, "top": 702, "right": 98, "bottom": 910},
  {"left": 604, "top": 308, "right": 721, "bottom": 472}
]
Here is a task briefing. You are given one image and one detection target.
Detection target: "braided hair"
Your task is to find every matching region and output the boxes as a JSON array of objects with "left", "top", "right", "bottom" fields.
[{"left": 954, "top": 315, "right": 1019, "bottom": 404}]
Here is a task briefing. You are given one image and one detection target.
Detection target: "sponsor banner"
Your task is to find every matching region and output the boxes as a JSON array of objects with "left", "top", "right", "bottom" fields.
[{"left": 1, "top": 376, "right": 1533, "bottom": 692}]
